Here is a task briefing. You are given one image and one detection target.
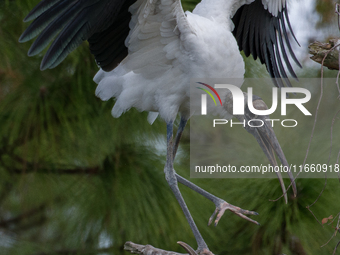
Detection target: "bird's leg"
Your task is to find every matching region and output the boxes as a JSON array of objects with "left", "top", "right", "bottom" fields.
[
  {"left": 176, "top": 175, "right": 259, "bottom": 226},
  {"left": 165, "top": 121, "right": 211, "bottom": 255},
  {"left": 172, "top": 117, "right": 188, "bottom": 160},
  {"left": 125, "top": 118, "right": 257, "bottom": 255},
  {"left": 172, "top": 118, "right": 259, "bottom": 226}
]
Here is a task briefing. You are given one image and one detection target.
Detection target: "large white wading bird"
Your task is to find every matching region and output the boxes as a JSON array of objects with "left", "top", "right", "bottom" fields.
[{"left": 20, "top": 0, "right": 300, "bottom": 254}]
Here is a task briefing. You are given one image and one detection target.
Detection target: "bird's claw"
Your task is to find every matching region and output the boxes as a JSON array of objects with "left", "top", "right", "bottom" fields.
[
  {"left": 177, "top": 241, "right": 198, "bottom": 255},
  {"left": 208, "top": 201, "right": 259, "bottom": 226},
  {"left": 178, "top": 242, "right": 213, "bottom": 255}
]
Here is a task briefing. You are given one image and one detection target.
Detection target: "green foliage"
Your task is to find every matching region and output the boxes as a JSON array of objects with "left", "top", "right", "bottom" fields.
[
  {"left": 182, "top": 0, "right": 199, "bottom": 11},
  {"left": 315, "top": 0, "right": 336, "bottom": 26}
]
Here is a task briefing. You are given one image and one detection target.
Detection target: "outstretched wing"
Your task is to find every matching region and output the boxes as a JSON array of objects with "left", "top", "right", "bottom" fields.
[
  {"left": 94, "top": 0, "right": 195, "bottom": 120},
  {"left": 121, "top": 0, "right": 193, "bottom": 78},
  {"left": 19, "top": 0, "right": 135, "bottom": 71},
  {"left": 232, "top": 0, "right": 301, "bottom": 88}
]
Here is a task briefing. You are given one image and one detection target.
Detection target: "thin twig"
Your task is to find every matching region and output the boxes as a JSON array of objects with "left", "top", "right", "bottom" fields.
[
  {"left": 333, "top": 241, "right": 340, "bottom": 255},
  {"left": 329, "top": 212, "right": 340, "bottom": 225},
  {"left": 314, "top": 7, "right": 340, "bottom": 253},
  {"left": 321, "top": 215, "right": 340, "bottom": 248},
  {"left": 304, "top": 43, "right": 340, "bottom": 201},
  {"left": 271, "top": 43, "right": 340, "bottom": 203},
  {"left": 336, "top": 4, "right": 340, "bottom": 31},
  {"left": 308, "top": 208, "right": 323, "bottom": 226},
  {"left": 303, "top": 45, "right": 337, "bottom": 168}
]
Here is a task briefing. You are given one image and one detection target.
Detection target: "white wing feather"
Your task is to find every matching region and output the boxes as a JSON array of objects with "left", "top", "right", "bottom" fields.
[
  {"left": 124, "top": 0, "right": 193, "bottom": 78},
  {"left": 261, "top": 0, "right": 286, "bottom": 16},
  {"left": 94, "top": 0, "right": 195, "bottom": 122}
]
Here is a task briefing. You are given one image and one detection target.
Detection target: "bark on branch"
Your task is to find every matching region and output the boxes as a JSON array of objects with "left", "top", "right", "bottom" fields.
[{"left": 309, "top": 39, "right": 340, "bottom": 70}]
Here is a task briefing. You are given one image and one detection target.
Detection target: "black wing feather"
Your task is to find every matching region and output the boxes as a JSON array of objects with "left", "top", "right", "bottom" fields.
[
  {"left": 20, "top": 0, "right": 135, "bottom": 71},
  {"left": 23, "top": 0, "right": 60, "bottom": 22},
  {"left": 19, "top": 1, "right": 76, "bottom": 43},
  {"left": 275, "top": 17, "right": 296, "bottom": 80},
  {"left": 26, "top": 2, "right": 82, "bottom": 57},
  {"left": 43, "top": 16, "right": 88, "bottom": 69},
  {"left": 88, "top": 0, "right": 134, "bottom": 71},
  {"left": 232, "top": 0, "right": 301, "bottom": 88},
  {"left": 280, "top": 11, "right": 301, "bottom": 68}
]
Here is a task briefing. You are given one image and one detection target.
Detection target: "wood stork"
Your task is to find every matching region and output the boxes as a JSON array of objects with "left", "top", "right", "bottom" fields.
[{"left": 19, "top": 0, "right": 300, "bottom": 254}]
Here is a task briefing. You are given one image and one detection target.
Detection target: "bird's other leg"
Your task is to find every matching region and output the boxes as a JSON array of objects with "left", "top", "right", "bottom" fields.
[
  {"left": 176, "top": 175, "right": 259, "bottom": 226},
  {"left": 165, "top": 121, "right": 211, "bottom": 255},
  {"left": 172, "top": 118, "right": 258, "bottom": 226},
  {"left": 172, "top": 117, "right": 188, "bottom": 161}
]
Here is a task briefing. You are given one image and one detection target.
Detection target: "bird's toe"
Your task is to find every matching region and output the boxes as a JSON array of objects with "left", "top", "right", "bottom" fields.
[{"left": 208, "top": 201, "right": 259, "bottom": 226}]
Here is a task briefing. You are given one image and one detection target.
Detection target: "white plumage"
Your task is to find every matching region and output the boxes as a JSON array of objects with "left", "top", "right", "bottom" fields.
[
  {"left": 94, "top": 0, "right": 249, "bottom": 123},
  {"left": 262, "top": 0, "right": 286, "bottom": 16},
  {"left": 20, "top": 0, "right": 297, "bottom": 123}
]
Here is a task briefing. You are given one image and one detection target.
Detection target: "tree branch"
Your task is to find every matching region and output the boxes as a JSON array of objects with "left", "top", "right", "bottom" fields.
[
  {"left": 0, "top": 204, "right": 45, "bottom": 228},
  {"left": 124, "top": 242, "right": 187, "bottom": 255},
  {"left": 309, "top": 39, "right": 340, "bottom": 70}
]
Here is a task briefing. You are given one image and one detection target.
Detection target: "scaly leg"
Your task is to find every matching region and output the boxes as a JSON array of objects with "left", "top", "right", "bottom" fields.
[
  {"left": 164, "top": 121, "right": 212, "bottom": 255},
  {"left": 173, "top": 117, "right": 259, "bottom": 226},
  {"left": 125, "top": 119, "right": 257, "bottom": 255}
]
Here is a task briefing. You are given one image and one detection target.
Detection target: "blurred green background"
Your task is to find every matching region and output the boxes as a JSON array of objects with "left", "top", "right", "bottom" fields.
[{"left": 0, "top": 0, "right": 340, "bottom": 254}]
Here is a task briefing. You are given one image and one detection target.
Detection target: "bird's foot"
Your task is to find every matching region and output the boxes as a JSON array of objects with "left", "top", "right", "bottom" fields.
[
  {"left": 178, "top": 242, "right": 213, "bottom": 255},
  {"left": 208, "top": 200, "right": 259, "bottom": 226},
  {"left": 124, "top": 241, "right": 179, "bottom": 255},
  {"left": 124, "top": 241, "right": 214, "bottom": 255}
]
